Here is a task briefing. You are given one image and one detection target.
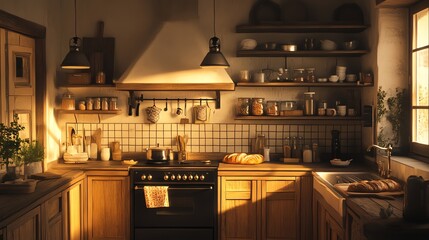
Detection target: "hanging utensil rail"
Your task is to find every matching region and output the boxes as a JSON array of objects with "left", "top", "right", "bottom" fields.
[{"left": 128, "top": 91, "right": 221, "bottom": 109}]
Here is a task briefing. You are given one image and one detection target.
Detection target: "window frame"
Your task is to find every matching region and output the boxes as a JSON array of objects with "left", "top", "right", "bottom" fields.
[{"left": 410, "top": 0, "right": 429, "bottom": 161}]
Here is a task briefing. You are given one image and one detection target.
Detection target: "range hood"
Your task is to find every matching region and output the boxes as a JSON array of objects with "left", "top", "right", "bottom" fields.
[{"left": 115, "top": 20, "right": 235, "bottom": 91}]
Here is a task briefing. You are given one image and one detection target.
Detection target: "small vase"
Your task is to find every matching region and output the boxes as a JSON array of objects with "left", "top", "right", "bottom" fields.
[
  {"left": 24, "top": 162, "right": 43, "bottom": 178},
  {"left": 2, "top": 166, "right": 17, "bottom": 182}
]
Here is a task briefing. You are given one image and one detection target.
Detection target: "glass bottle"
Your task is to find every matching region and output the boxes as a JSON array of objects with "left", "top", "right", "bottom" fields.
[
  {"left": 236, "top": 98, "right": 250, "bottom": 116},
  {"left": 251, "top": 98, "right": 265, "bottom": 116},
  {"left": 331, "top": 130, "right": 341, "bottom": 159},
  {"left": 304, "top": 91, "right": 315, "bottom": 115},
  {"left": 303, "top": 145, "right": 312, "bottom": 163}
]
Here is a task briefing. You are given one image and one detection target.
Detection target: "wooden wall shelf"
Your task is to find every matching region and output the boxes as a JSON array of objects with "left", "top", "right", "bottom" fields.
[{"left": 236, "top": 24, "right": 369, "bottom": 33}]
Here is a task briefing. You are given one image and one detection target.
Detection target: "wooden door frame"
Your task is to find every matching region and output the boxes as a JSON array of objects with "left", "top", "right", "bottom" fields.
[{"left": 0, "top": 9, "right": 46, "bottom": 145}]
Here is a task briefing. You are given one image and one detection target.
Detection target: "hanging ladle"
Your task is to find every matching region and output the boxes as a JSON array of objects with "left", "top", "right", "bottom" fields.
[
  {"left": 176, "top": 99, "right": 183, "bottom": 115},
  {"left": 164, "top": 98, "right": 168, "bottom": 111}
]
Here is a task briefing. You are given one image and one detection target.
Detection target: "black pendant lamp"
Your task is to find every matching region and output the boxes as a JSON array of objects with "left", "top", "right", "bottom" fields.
[
  {"left": 61, "top": 0, "right": 90, "bottom": 69},
  {"left": 200, "top": 0, "right": 230, "bottom": 68}
]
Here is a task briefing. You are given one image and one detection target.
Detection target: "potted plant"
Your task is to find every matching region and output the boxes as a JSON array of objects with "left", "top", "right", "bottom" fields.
[
  {"left": 0, "top": 114, "right": 25, "bottom": 181},
  {"left": 17, "top": 140, "right": 44, "bottom": 178}
]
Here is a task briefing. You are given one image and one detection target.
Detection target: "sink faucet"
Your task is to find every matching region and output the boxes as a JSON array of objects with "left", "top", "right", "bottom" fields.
[{"left": 367, "top": 144, "right": 393, "bottom": 178}]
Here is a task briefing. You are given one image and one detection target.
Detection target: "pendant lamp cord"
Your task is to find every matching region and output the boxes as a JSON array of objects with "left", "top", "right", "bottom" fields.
[
  {"left": 74, "top": 0, "right": 77, "bottom": 37},
  {"left": 213, "top": 0, "right": 216, "bottom": 36}
]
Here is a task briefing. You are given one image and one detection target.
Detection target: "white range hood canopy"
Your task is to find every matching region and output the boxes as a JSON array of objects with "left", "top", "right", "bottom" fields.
[{"left": 115, "top": 20, "right": 234, "bottom": 91}]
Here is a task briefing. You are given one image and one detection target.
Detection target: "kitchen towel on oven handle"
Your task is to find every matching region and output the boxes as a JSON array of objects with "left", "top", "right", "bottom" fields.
[{"left": 143, "top": 186, "right": 170, "bottom": 208}]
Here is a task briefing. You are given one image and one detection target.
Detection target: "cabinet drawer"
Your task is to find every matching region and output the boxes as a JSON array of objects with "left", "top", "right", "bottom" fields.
[
  {"left": 266, "top": 179, "right": 295, "bottom": 193},
  {"left": 45, "top": 193, "right": 62, "bottom": 220},
  {"left": 225, "top": 180, "right": 253, "bottom": 200}
]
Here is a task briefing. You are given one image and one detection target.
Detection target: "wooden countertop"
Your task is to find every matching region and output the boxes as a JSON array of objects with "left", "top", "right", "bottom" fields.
[
  {"left": 49, "top": 159, "right": 131, "bottom": 171},
  {"left": 0, "top": 169, "right": 84, "bottom": 228}
]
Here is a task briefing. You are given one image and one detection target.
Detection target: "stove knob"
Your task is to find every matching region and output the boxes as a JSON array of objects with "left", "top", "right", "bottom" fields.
[
  {"left": 194, "top": 175, "right": 199, "bottom": 181},
  {"left": 200, "top": 175, "right": 205, "bottom": 181},
  {"left": 164, "top": 175, "right": 169, "bottom": 181},
  {"left": 188, "top": 175, "right": 193, "bottom": 180},
  {"left": 182, "top": 175, "right": 187, "bottom": 180},
  {"left": 147, "top": 174, "right": 153, "bottom": 181},
  {"left": 141, "top": 175, "right": 147, "bottom": 181},
  {"left": 170, "top": 175, "right": 176, "bottom": 180},
  {"left": 177, "top": 175, "right": 181, "bottom": 180}
]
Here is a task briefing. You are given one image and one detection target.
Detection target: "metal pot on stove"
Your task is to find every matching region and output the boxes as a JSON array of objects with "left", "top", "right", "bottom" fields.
[{"left": 146, "top": 143, "right": 170, "bottom": 161}]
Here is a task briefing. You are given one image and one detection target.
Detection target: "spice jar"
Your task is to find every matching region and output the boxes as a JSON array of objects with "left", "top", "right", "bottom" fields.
[
  {"left": 101, "top": 97, "right": 109, "bottom": 110},
  {"left": 109, "top": 97, "right": 118, "bottom": 110},
  {"left": 293, "top": 68, "right": 305, "bottom": 82},
  {"left": 94, "top": 97, "right": 101, "bottom": 110},
  {"left": 306, "top": 68, "right": 316, "bottom": 82},
  {"left": 266, "top": 101, "right": 279, "bottom": 116},
  {"left": 304, "top": 91, "right": 315, "bottom": 116},
  {"left": 236, "top": 98, "right": 250, "bottom": 116},
  {"left": 78, "top": 100, "right": 86, "bottom": 110},
  {"left": 86, "top": 97, "right": 93, "bottom": 110},
  {"left": 251, "top": 98, "right": 265, "bottom": 116},
  {"left": 61, "top": 92, "right": 75, "bottom": 110}
]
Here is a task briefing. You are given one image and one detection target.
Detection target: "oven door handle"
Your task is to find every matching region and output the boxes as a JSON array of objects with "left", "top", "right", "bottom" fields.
[{"left": 134, "top": 186, "right": 213, "bottom": 191}]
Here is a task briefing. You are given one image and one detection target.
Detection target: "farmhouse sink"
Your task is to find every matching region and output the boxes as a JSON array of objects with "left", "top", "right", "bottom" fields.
[{"left": 313, "top": 172, "right": 382, "bottom": 217}]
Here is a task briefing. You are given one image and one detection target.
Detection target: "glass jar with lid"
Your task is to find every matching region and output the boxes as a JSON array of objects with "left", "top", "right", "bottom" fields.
[
  {"left": 266, "top": 101, "right": 279, "bottom": 116},
  {"left": 293, "top": 68, "right": 305, "bottom": 82},
  {"left": 236, "top": 98, "right": 250, "bottom": 116},
  {"left": 94, "top": 97, "right": 101, "bottom": 110},
  {"left": 306, "top": 68, "right": 316, "bottom": 82},
  {"left": 86, "top": 97, "right": 94, "bottom": 110},
  {"left": 101, "top": 97, "right": 109, "bottom": 110},
  {"left": 61, "top": 91, "right": 75, "bottom": 110},
  {"left": 109, "top": 97, "right": 118, "bottom": 110},
  {"left": 251, "top": 98, "right": 265, "bottom": 116}
]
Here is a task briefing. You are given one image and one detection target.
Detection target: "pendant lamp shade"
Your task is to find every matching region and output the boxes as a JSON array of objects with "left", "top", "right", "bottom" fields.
[
  {"left": 61, "top": 0, "right": 90, "bottom": 70},
  {"left": 200, "top": 0, "right": 229, "bottom": 68}
]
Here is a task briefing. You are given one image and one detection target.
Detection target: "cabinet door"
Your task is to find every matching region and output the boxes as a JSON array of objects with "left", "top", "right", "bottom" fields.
[
  {"left": 87, "top": 175, "right": 129, "bottom": 240},
  {"left": 325, "top": 213, "right": 344, "bottom": 240},
  {"left": 261, "top": 178, "right": 298, "bottom": 240},
  {"left": 63, "top": 179, "right": 84, "bottom": 240},
  {"left": 41, "top": 192, "right": 63, "bottom": 240},
  {"left": 7, "top": 206, "right": 41, "bottom": 240},
  {"left": 345, "top": 208, "right": 367, "bottom": 240},
  {"left": 220, "top": 178, "right": 259, "bottom": 240}
]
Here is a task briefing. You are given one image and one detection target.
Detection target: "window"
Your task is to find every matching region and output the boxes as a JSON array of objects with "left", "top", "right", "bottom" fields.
[{"left": 411, "top": 3, "right": 429, "bottom": 158}]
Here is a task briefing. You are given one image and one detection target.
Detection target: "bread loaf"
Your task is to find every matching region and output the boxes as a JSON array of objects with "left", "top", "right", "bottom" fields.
[
  {"left": 347, "top": 179, "right": 402, "bottom": 193},
  {"left": 222, "top": 153, "right": 264, "bottom": 164}
]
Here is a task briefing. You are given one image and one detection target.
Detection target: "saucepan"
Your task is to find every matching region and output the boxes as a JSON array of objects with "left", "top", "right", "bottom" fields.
[{"left": 146, "top": 143, "right": 171, "bottom": 161}]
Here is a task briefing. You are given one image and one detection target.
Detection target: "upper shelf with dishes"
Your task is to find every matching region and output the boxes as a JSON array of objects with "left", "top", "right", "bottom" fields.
[{"left": 236, "top": 23, "right": 369, "bottom": 33}]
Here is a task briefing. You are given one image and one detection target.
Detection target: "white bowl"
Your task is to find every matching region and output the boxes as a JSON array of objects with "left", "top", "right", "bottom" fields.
[
  {"left": 240, "top": 39, "right": 257, "bottom": 50},
  {"left": 317, "top": 78, "right": 327, "bottom": 83},
  {"left": 329, "top": 75, "right": 339, "bottom": 82},
  {"left": 330, "top": 158, "right": 352, "bottom": 167},
  {"left": 320, "top": 40, "right": 337, "bottom": 51}
]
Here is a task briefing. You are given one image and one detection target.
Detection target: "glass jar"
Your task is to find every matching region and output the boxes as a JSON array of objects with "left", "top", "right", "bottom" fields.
[
  {"left": 293, "top": 68, "right": 305, "bottom": 82},
  {"left": 86, "top": 97, "right": 93, "bottom": 110},
  {"left": 266, "top": 101, "right": 279, "bottom": 116},
  {"left": 236, "top": 98, "right": 250, "bottom": 116},
  {"left": 109, "top": 97, "right": 118, "bottom": 110},
  {"left": 61, "top": 92, "right": 75, "bottom": 110},
  {"left": 251, "top": 98, "right": 265, "bottom": 116},
  {"left": 94, "top": 97, "right": 101, "bottom": 110},
  {"left": 306, "top": 68, "right": 316, "bottom": 82},
  {"left": 101, "top": 97, "right": 109, "bottom": 110},
  {"left": 78, "top": 100, "right": 86, "bottom": 110},
  {"left": 304, "top": 91, "right": 315, "bottom": 116}
]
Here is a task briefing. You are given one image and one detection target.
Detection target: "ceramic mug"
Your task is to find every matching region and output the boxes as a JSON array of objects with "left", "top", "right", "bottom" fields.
[
  {"left": 337, "top": 105, "right": 347, "bottom": 116},
  {"left": 317, "top": 107, "right": 326, "bottom": 116},
  {"left": 326, "top": 108, "right": 337, "bottom": 116}
]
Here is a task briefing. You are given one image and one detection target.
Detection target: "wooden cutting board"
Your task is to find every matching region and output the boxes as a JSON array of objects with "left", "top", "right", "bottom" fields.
[
  {"left": 334, "top": 183, "right": 404, "bottom": 199},
  {"left": 82, "top": 21, "right": 115, "bottom": 85}
]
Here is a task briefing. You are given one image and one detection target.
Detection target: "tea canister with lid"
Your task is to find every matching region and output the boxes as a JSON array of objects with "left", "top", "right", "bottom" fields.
[
  {"left": 61, "top": 92, "right": 75, "bottom": 110},
  {"left": 78, "top": 100, "right": 86, "bottom": 110},
  {"left": 109, "top": 97, "right": 118, "bottom": 110},
  {"left": 101, "top": 97, "right": 109, "bottom": 110},
  {"left": 251, "top": 98, "right": 265, "bottom": 116},
  {"left": 236, "top": 98, "right": 250, "bottom": 116},
  {"left": 86, "top": 97, "right": 94, "bottom": 110},
  {"left": 94, "top": 97, "right": 101, "bottom": 110}
]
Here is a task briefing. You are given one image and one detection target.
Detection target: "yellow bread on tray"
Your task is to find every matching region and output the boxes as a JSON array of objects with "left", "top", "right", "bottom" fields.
[{"left": 222, "top": 153, "right": 264, "bottom": 165}]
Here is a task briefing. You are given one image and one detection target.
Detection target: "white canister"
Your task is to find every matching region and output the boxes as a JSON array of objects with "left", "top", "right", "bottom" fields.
[
  {"left": 253, "top": 72, "right": 265, "bottom": 83},
  {"left": 263, "top": 147, "right": 270, "bottom": 162},
  {"left": 101, "top": 147, "right": 110, "bottom": 161}
]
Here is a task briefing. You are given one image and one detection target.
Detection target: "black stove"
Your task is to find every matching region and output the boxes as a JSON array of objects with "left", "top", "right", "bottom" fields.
[{"left": 130, "top": 160, "right": 219, "bottom": 240}]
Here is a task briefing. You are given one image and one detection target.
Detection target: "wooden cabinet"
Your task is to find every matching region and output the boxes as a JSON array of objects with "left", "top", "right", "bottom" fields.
[
  {"left": 41, "top": 193, "right": 63, "bottom": 240},
  {"left": 86, "top": 171, "right": 129, "bottom": 240},
  {"left": 313, "top": 190, "right": 344, "bottom": 240},
  {"left": 6, "top": 207, "right": 41, "bottom": 240},
  {"left": 345, "top": 207, "right": 367, "bottom": 240},
  {"left": 219, "top": 174, "right": 312, "bottom": 240},
  {"left": 63, "top": 179, "right": 85, "bottom": 240}
]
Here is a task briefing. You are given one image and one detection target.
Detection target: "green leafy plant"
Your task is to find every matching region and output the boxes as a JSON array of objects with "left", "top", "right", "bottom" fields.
[
  {"left": 17, "top": 140, "right": 44, "bottom": 166},
  {"left": 0, "top": 114, "right": 25, "bottom": 168},
  {"left": 377, "top": 87, "right": 387, "bottom": 123},
  {"left": 386, "top": 88, "right": 407, "bottom": 145}
]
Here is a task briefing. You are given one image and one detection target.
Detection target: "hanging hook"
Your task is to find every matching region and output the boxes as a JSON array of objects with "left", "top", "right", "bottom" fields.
[{"left": 153, "top": 98, "right": 156, "bottom": 106}]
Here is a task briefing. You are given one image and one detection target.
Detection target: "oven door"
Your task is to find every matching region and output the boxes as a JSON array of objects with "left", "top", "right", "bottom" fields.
[{"left": 133, "top": 184, "right": 215, "bottom": 228}]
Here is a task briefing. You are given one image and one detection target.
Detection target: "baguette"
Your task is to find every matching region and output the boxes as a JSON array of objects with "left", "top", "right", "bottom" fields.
[
  {"left": 347, "top": 179, "right": 402, "bottom": 193},
  {"left": 222, "top": 153, "right": 264, "bottom": 164}
]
